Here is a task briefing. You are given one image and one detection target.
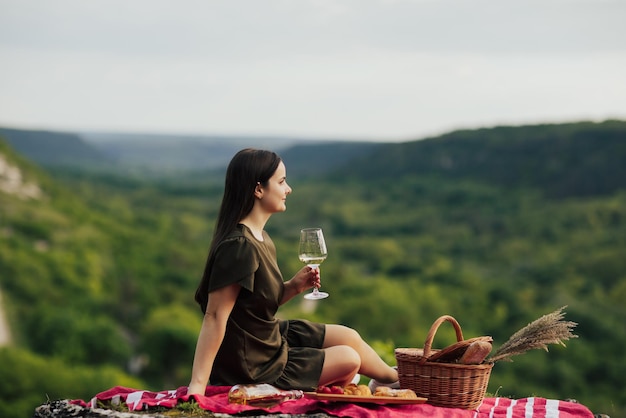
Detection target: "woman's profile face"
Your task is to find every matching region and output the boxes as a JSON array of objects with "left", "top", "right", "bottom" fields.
[{"left": 259, "top": 161, "right": 292, "bottom": 213}]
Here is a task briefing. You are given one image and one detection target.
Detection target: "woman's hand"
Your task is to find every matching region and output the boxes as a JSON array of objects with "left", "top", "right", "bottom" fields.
[
  {"left": 280, "top": 265, "right": 320, "bottom": 304},
  {"left": 296, "top": 265, "right": 321, "bottom": 292},
  {"left": 187, "top": 382, "right": 207, "bottom": 397}
]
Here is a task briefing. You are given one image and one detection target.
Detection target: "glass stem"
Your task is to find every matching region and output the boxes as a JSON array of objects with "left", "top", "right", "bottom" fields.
[{"left": 310, "top": 264, "right": 320, "bottom": 292}]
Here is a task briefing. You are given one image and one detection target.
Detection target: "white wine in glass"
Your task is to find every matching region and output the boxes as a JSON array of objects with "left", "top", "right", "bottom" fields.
[{"left": 298, "top": 228, "right": 329, "bottom": 300}]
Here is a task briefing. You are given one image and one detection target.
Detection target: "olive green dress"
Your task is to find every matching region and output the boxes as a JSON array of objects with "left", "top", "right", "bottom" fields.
[{"left": 207, "top": 224, "right": 326, "bottom": 391}]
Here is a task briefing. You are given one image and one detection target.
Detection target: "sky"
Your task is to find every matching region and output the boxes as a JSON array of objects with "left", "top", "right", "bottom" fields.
[{"left": 1, "top": 0, "right": 625, "bottom": 142}]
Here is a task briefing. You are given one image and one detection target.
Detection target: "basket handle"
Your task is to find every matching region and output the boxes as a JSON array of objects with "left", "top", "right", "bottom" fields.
[{"left": 420, "top": 315, "right": 465, "bottom": 364}]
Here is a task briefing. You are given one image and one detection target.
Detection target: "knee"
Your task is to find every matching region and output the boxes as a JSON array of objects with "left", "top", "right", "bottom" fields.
[
  {"left": 340, "top": 345, "right": 361, "bottom": 373},
  {"left": 325, "top": 324, "right": 367, "bottom": 354},
  {"left": 320, "top": 345, "right": 362, "bottom": 386},
  {"left": 337, "top": 325, "right": 364, "bottom": 346}
]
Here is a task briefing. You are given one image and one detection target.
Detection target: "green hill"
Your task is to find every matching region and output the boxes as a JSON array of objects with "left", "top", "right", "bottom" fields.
[
  {"left": 1, "top": 121, "right": 625, "bottom": 417},
  {"left": 0, "top": 127, "right": 113, "bottom": 168},
  {"left": 333, "top": 120, "right": 626, "bottom": 198},
  {"left": 279, "top": 141, "right": 381, "bottom": 178}
]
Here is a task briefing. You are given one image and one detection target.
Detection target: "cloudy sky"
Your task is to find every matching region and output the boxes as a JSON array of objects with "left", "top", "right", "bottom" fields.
[{"left": 1, "top": 0, "right": 625, "bottom": 141}]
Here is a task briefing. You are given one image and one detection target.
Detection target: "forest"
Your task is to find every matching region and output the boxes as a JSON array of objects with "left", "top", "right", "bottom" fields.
[{"left": 0, "top": 120, "right": 625, "bottom": 418}]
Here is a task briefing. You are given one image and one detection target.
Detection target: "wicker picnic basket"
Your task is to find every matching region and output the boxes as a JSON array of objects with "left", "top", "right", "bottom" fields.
[{"left": 395, "top": 315, "right": 493, "bottom": 409}]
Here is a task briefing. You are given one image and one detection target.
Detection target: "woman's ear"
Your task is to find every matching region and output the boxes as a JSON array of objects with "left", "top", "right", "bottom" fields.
[{"left": 254, "top": 182, "right": 264, "bottom": 199}]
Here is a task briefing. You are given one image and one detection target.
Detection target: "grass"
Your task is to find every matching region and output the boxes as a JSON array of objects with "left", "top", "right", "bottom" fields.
[{"left": 97, "top": 400, "right": 215, "bottom": 417}]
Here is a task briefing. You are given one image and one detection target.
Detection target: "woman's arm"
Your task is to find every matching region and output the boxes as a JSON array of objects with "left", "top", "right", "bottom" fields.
[
  {"left": 187, "top": 283, "right": 240, "bottom": 396},
  {"left": 280, "top": 265, "right": 319, "bottom": 305}
]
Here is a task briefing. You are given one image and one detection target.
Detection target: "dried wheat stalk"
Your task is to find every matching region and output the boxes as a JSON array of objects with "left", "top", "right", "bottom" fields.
[{"left": 488, "top": 306, "right": 578, "bottom": 363}]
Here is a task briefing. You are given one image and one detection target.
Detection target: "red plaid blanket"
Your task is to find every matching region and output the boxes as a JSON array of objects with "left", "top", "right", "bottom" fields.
[{"left": 72, "top": 385, "right": 594, "bottom": 418}]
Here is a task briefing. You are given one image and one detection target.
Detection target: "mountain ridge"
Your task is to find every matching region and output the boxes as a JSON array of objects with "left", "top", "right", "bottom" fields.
[
  {"left": 3, "top": 120, "right": 625, "bottom": 192},
  {"left": 0, "top": 126, "right": 378, "bottom": 172},
  {"left": 0, "top": 128, "right": 114, "bottom": 168},
  {"left": 331, "top": 119, "right": 626, "bottom": 198}
]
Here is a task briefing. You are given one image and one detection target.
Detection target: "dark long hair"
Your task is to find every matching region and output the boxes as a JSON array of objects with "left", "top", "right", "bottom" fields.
[{"left": 194, "top": 148, "right": 282, "bottom": 312}]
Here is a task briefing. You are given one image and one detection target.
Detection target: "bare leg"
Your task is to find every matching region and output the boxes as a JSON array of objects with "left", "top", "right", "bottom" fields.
[
  {"left": 323, "top": 324, "right": 398, "bottom": 384},
  {"left": 318, "top": 345, "right": 360, "bottom": 386}
]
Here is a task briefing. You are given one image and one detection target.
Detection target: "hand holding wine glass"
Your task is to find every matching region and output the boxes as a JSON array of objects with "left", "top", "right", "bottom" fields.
[{"left": 298, "top": 228, "right": 329, "bottom": 300}]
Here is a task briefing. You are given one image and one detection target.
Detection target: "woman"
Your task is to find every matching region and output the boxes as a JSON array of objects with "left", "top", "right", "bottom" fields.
[{"left": 187, "top": 148, "right": 398, "bottom": 396}]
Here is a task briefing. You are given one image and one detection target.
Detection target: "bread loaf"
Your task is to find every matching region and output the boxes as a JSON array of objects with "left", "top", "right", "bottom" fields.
[
  {"left": 374, "top": 387, "right": 418, "bottom": 399},
  {"left": 459, "top": 340, "right": 492, "bottom": 364}
]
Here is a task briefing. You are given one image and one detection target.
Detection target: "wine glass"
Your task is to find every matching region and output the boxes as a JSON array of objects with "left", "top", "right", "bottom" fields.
[{"left": 298, "top": 228, "right": 329, "bottom": 300}]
